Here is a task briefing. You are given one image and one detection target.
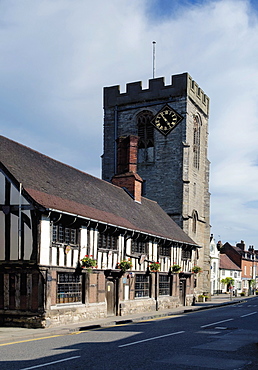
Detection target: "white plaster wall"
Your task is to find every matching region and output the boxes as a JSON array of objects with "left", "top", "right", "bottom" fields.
[
  {"left": 80, "top": 226, "right": 87, "bottom": 259},
  {"left": 39, "top": 216, "right": 51, "bottom": 265}
]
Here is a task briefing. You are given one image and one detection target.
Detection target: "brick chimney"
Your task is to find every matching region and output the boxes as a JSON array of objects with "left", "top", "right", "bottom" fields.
[
  {"left": 111, "top": 135, "right": 143, "bottom": 203},
  {"left": 236, "top": 240, "right": 245, "bottom": 251}
]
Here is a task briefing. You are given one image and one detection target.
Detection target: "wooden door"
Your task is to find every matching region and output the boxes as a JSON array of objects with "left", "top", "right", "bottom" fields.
[
  {"left": 106, "top": 280, "right": 116, "bottom": 316},
  {"left": 179, "top": 279, "right": 186, "bottom": 306}
]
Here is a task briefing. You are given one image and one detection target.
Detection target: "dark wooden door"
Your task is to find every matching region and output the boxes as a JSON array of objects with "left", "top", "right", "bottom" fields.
[
  {"left": 106, "top": 280, "right": 116, "bottom": 316},
  {"left": 179, "top": 279, "right": 186, "bottom": 306}
]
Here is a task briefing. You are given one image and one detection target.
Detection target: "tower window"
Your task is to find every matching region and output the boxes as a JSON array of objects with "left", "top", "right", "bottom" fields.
[
  {"left": 137, "top": 110, "right": 154, "bottom": 163},
  {"left": 192, "top": 211, "right": 198, "bottom": 234},
  {"left": 193, "top": 115, "right": 201, "bottom": 169}
]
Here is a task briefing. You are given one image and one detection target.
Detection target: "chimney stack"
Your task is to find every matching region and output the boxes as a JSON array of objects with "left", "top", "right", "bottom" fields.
[
  {"left": 236, "top": 240, "right": 245, "bottom": 251},
  {"left": 111, "top": 135, "right": 143, "bottom": 203}
]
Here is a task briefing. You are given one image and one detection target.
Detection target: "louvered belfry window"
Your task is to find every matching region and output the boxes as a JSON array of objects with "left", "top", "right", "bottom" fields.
[
  {"left": 193, "top": 115, "right": 201, "bottom": 169},
  {"left": 137, "top": 110, "right": 154, "bottom": 163}
]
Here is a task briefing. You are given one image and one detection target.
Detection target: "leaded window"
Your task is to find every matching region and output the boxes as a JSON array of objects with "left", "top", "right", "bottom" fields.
[
  {"left": 181, "top": 248, "right": 192, "bottom": 260},
  {"left": 57, "top": 273, "right": 82, "bottom": 304},
  {"left": 131, "top": 240, "right": 147, "bottom": 255},
  {"left": 98, "top": 232, "right": 118, "bottom": 250},
  {"left": 52, "top": 224, "right": 78, "bottom": 245},
  {"left": 135, "top": 274, "right": 149, "bottom": 298},
  {"left": 137, "top": 110, "right": 154, "bottom": 163},
  {"left": 159, "top": 245, "right": 171, "bottom": 257},
  {"left": 159, "top": 274, "right": 171, "bottom": 296}
]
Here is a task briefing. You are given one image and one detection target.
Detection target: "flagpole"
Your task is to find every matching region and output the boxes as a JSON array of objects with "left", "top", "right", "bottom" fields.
[{"left": 152, "top": 41, "right": 156, "bottom": 79}]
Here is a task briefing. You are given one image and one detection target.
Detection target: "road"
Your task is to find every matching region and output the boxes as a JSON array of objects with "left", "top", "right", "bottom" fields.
[{"left": 1, "top": 297, "right": 258, "bottom": 370}]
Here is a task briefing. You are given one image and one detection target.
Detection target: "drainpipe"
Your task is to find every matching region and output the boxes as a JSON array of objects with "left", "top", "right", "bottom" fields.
[
  {"left": 18, "top": 182, "right": 22, "bottom": 260},
  {"left": 155, "top": 271, "right": 158, "bottom": 311}
]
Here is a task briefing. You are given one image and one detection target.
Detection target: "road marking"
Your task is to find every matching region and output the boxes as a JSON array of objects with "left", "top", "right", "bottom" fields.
[
  {"left": 118, "top": 331, "right": 185, "bottom": 347},
  {"left": 201, "top": 318, "right": 234, "bottom": 328},
  {"left": 0, "top": 334, "right": 63, "bottom": 347},
  {"left": 19, "top": 356, "right": 81, "bottom": 370},
  {"left": 240, "top": 311, "right": 257, "bottom": 318}
]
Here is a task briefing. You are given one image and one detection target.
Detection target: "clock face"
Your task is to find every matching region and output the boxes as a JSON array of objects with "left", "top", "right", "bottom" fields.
[{"left": 151, "top": 105, "right": 183, "bottom": 135}]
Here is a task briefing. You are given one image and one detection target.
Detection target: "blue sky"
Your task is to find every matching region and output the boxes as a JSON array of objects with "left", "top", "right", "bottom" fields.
[{"left": 1, "top": 0, "right": 258, "bottom": 248}]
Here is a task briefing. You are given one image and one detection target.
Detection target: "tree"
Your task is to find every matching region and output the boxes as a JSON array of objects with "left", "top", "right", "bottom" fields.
[{"left": 221, "top": 277, "right": 234, "bottom": 291}]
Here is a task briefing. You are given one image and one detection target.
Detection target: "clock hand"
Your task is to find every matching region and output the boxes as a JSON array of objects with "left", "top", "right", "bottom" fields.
[{"left": 160, "top": 112, "right": 171, "bottom": 125}]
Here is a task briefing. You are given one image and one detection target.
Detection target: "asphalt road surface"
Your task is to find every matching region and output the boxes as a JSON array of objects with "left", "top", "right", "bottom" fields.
[{"left": 1, "top": 297, "right": 258, "bottom": 370}]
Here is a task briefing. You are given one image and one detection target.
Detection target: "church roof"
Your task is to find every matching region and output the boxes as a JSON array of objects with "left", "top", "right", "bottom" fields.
[
  {"left": 0, "top": 135, "right": 197, "bottom": 246},
  {"left": 220, "top": 254, "right": 241, "bottom": 271}
]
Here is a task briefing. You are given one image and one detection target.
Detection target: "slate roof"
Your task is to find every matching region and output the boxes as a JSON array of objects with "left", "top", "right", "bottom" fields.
[
  {"left": 0, "top": 135, "right": 197, "bottom": 246},
  {"left": 220, "top": 254, "right": 241, "bottom": 271}
]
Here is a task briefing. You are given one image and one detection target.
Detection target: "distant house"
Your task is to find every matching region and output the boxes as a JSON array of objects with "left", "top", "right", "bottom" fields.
[
  {"left": 219, "top": 254, "right": 241, "bottom": 294},
  {"left": 0, "top": 135, "right": 201, "bottom": 328},
  {"left": 220, "top": 241, "right": 258, "bottom": 295},
  {"left": 210, "top": 234, "right": 220, "bottom": 295}
]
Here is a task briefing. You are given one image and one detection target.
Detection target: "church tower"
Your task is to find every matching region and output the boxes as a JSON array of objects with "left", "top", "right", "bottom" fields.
[{"left": 102, "top": 73, "right": 210, "bottom": 294}]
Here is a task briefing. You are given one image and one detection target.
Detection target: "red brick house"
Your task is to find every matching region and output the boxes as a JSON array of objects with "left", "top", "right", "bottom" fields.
[{"left": 220, "top": 241, "right": 258, "bottom": 295}]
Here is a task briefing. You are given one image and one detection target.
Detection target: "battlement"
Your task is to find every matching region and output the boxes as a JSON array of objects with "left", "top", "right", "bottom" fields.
[{"left": 104, "top": 73, "right": 209, "bottom": 116}]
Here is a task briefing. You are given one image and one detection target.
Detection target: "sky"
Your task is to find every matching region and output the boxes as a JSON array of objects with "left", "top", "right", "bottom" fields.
[{"left": 1, "top": 0, "right": 258, "bottom": 248}]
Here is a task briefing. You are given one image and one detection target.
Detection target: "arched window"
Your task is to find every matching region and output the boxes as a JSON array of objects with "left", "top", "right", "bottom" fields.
[
  {"left": 193, "top": 115, "right": 201, "bottom": 169},
  {"left": 192, "top": 210, "right": 198, "bottom": 234},
  {"left": 137, "top": 110, "right": 154, "bottom": 163}
]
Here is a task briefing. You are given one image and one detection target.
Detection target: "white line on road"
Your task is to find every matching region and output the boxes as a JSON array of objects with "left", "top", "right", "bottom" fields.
[
  {"left": 118, "top": 331, "right": 185, "bottom": 348},
  {"left": 201, "top": 318, "right": 234, "bottom": 328},
  {"left": 19, "top": 355, "right": 81, "bottom": 370},
  {"left": 240, "top": 311, "right": 257, "bottom": 318}
]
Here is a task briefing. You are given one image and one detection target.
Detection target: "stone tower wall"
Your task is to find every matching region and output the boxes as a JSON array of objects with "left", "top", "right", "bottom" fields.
[{"left": 102, "top": 73, "right": 210, "bottom": 294}]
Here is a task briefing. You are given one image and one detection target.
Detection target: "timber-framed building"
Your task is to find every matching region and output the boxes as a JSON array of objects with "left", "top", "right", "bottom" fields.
[{"left": 0, "top": 135, "right": 200, "bottom": 327}]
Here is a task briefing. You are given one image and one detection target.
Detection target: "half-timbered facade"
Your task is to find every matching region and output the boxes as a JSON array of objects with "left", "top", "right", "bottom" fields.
[{"left": 0, "top": 135, "right": 200, "bottom": 328}]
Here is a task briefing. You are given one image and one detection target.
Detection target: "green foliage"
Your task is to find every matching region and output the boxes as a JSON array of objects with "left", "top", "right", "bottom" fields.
[
  {"left": 149, "top": 261, "right": 161, "bottom": 272},
  {"left": 221, "top": 277, "right": 234, "bottom": 286},
  {"left": 192, "top": 266, "right": 202, "bottom": 273},
  {"left": 249, "top": 279, "right": 256, "bottom": 287},
  {"left": 171, "top": 264, "right": 181, "bottom": 273},
  {"left": 81, "top": 255, "right": 97, "bottom": 272},
  {"left": 117, "top": 259, "right": 133, "bottom": 273}
]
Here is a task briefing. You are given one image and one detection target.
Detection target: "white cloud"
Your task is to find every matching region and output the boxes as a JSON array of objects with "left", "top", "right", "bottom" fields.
[{"left": 1, "top": 0, "right": 258, "bottom": 246}]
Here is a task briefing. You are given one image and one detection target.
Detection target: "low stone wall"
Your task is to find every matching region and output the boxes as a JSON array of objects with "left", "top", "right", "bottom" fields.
[
  {"left": 0, "top": 310, "right": 45, "bottom": 328},
  {"left": 119, "top": 296, "right": 184, "bottom": 316},
  {"left": 158, "top": 296, "right": 181, "bottom": 310},
  {"left": 0, "top": 302, "right": 108, "bottom": 328},
  {"left": 45, "top": 302, "right": 107, "bottom": 328},
  {"left": 119, "top": 298, "right": 156, "bottom": 316}
]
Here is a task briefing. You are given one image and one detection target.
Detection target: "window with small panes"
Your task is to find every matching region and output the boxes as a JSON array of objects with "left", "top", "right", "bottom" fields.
[
  {"left": 159, "top": 245, "right": 171, "bottom": 257},
  {"left": 98, "top": 231, "right": 118, "bottom": 250},
  {"left": 57, "top": 273, "right": 82, "bottom": 304},
  {"left": 159, "top": 274, "right": 171, "bottom": 296},
  {"left": 135, "top": 274, "right": 150, "bottom": 298},
  {"left": 52, "top": 224, "right": 78, "bottom": 245},
  {"left": 131, "top": 240, "right": 147, "bottom": 255},
  {"left": 181, "top": 249, "right": 192, "bottom": 260}
]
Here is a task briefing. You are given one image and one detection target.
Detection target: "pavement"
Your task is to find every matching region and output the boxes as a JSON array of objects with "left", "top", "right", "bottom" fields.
[{"left": 0, "top": 294, "right": 254, "bottom": 345}]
